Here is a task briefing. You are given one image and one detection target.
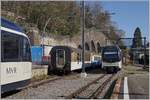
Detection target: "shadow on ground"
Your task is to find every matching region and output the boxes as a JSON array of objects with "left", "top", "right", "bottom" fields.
[
  {"left": 85, "top": 67, "right": 106, "bottom": 74},
  {"left": 1, "top": 90, "right": 21, "bottom": 98}
]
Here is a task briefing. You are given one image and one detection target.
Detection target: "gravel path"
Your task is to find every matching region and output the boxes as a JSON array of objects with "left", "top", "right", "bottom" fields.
[{"left": 5, "top": 73, "right": 105, "bottom": 99}]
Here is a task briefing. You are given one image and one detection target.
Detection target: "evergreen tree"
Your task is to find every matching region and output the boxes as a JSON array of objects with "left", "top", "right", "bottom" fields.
[{"left": 132, "top": 27, "right": 143, "bottom": 48}]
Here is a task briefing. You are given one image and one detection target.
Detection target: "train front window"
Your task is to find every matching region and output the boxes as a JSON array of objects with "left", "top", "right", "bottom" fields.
[
  {"left": 1, "top": 30, "right": 31, "bottom": 62},
  {"left": 94, "top": 57, "right": 100, "bottom": 61},
  {"left": 102, "top": 46, "right": 121, "bottom": 62},
  {"left": 104, "top": 51, "right": 118, "bottom": 58},
  {"left": 22, "top": 38, "right": 31, "bottom": 61},
  {"left": 56, "top": 49, "right": 65, "bottom": 66},
  {"left": 103, "top": 53, "right": 118, "bottom": 59},
  {"left": 1, "top": 31, "right": 20, "bottom": 62}
]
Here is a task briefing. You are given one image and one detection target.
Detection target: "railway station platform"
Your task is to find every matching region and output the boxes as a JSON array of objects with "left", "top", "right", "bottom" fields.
[{"left": 111, "top": 65, "right": 149, "bottom": 99}]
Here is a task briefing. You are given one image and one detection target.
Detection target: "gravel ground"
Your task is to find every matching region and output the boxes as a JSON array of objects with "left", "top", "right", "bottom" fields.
[{"left": 5, "top": 72, "right": 105, "bottom": 99}]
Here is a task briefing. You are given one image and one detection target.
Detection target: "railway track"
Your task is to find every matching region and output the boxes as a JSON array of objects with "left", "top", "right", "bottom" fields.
[
  {"left": 23, "top": 72, "right": 80, "bottom": 89},
  {"left": 24, "top": 76, "right": 61, "bottom": 89},
  {"left": 2, "top": 72, "right": 79, "bottom": 98},
  {"left": 1, "top": 76, "right": 61, "bottom": 98},
  {"left": 66, "top": 74, "right": 114, "bottom": 99}
]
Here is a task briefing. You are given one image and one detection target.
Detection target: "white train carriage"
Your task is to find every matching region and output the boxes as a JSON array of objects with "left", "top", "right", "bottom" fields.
[
  {"left": 91, "top": 54, "right": 102, "bottom": 68},
  {"left": 48, "top": 46, "right": 91, "bottom": 74},
  {"left": 101, "top": 45, "right": 122, "bottom": 73},
  {"left": 1, "top": 18, "right": 32, "bottom": 93}
]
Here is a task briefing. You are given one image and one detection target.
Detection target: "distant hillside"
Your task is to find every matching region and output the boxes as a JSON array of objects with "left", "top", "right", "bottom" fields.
[{"left": 1, "top": 1, "right": 125, "bottom": 41}]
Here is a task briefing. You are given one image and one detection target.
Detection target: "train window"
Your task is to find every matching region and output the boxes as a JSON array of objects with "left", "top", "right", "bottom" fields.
[
  {"left": 22, "top": 38, "right": 31, "bottom": 61},
  {"left": 77, "top": 53, "right": 80, "bottom": 60},
  {"left": 57, "top": 50, "right": 64, "bottom": 58},
  {"left": 104, "top": 51, "right": 118, "bottom": 55},
  {"left": 1, "top": 31, "right": 20, "bottom": 62},
  {"left": 94, "top": 57, "right": 101, "bottom": 61},
  {"left": 56, "top": 49, "right": 65, "bottom": 66},
  {"left": 102, "top": 46, "right": 121, "bottom": 62},
  {"left": 1, "top": 30, "right": 31, "bottom": 62}
]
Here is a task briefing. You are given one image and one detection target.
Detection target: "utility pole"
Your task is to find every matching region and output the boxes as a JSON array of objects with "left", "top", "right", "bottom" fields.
[
  {"left": 143, "top": 37, "right": 146, "bottom": 69},
  {"left": 81, "top": 1, "right": 87, "bottom": 78}
]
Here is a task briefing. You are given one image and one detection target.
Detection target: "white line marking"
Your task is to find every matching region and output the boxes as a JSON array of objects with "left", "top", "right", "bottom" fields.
[{"left": 124, "top": 77, "right": 129, "bottom": 99}]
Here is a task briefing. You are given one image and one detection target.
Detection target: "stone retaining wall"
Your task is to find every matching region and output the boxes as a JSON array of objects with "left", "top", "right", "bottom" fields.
[{"left": 32, "top": 65, "right": 48, "bottom": 77}]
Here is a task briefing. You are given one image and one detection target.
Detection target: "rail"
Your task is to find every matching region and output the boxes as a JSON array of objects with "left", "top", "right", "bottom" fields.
[{"left": 66, "top": 74, "right": 114, "bottom": 99}]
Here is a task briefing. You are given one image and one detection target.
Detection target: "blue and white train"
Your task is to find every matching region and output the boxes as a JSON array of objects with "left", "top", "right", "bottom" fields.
[
  {"left": 1, "top": 18, "right": 32, "bottom": 93},
  {"left": 101, "top": 45, "right": 122, "bottom": 73}
]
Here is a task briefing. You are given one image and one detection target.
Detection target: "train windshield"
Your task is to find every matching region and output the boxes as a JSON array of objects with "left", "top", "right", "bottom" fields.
[
  {"left": 94, "top": 57, "right": 101, "bottom": 61},
  {"left": 1, "top": 30, "right": 31, "bottom": 62},
  {"left": 102, "top": 46, "right": 121, "bottom": 62}
]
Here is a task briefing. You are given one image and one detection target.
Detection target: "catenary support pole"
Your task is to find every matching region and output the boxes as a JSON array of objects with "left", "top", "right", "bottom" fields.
[{"left": 81, "top": 1, "right": 87, "bottom": 78}]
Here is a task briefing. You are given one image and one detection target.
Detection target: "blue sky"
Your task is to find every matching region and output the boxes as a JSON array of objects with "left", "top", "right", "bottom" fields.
[{"left": 100, "top": 1, "right": 149, "bottom": 38}]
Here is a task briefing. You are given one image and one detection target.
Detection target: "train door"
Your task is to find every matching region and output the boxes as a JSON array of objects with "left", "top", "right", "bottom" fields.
[{"left": 56, "top": 49, "right": 65, "bottom": 68}]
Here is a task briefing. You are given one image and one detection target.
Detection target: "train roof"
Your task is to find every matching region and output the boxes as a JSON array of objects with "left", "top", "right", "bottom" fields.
[
  {"left": 52, "top": 45, "right": 76, "bottom": 51},
  {"left": 1, "top": 18, "right": 28, "bottom": 38},
  {"left": 102, "top": 45, "right": 121, "bottom": 52},
  {"left": 32, "top": 44, "right": 53, "bottom": 47},
  {"left": 1, "top": 18, "right": 23, "bottom": 32},
  {"left": 103, "top": 45, "right": 120, "bottom": 49},
  {"left": 52, "top": 45, "right": 91, "bottom": 53}
]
